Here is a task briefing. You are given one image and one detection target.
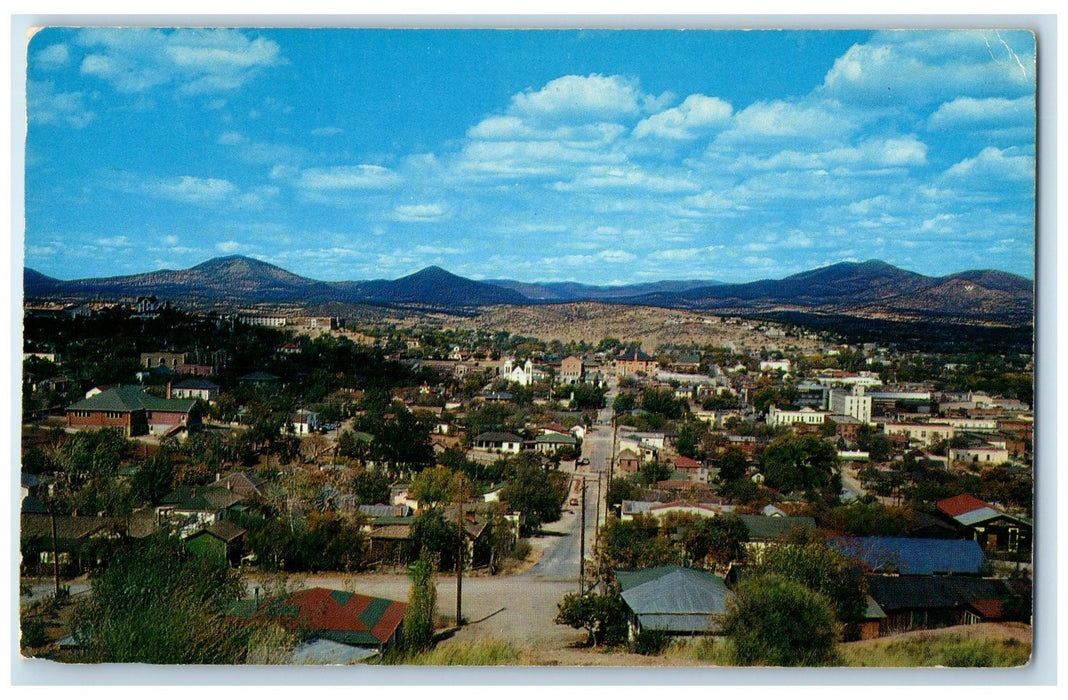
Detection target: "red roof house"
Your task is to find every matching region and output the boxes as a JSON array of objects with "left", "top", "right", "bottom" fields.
[{"left": 260, "top": 587, "right": 408, "bottom": 650}]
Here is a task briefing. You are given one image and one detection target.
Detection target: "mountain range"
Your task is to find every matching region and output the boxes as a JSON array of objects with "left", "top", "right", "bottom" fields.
[{"left": 23, "top": 255, "right": 1034, "bottom": 326}]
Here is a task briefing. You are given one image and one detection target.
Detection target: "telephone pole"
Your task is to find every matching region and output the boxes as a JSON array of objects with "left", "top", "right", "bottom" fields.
[
  {"left": 456, "top": 475, "right": 464, "bottom": 626},
  {"left": 579, "top": 476, "right": 586, "bottom": 593}
]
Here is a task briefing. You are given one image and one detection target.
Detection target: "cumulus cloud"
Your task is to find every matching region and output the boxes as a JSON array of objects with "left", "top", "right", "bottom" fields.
[
  {"left": 723, "top": 99, "right": 855, "bottom": 144},
  {"left": 509, "top": 74, "right": 662, "bottom": 122},
  {"left": 27, "top": 80, "right": 95, "bottom": 128},
  {"left": 75, "top": 28, "right": 281, "bottom": 94},
  {"left": 216, "top": 240, "right": 243, "bottom": 253},
  {"left": 552, "top": 165, "right": 698, "bottom": 193},
  {"left": 820, "top": 30, "right": 1035, "bottom": 106},
  {"left": 296, "top": 165, "right": 402, "bottom": 190},
  {"left": 217, "top": 130, "right": 247, "bottom": 145},
  {"left": 633, "top": 94, "right": 733, "bottom": 139},
  {"left": 34, "top": 42, "right": 70, "bottom": 69},
  {"left": 944, "top": 146, "right": 1034, "bottom": 182},
  {"left": 144, "top": 175, "right": 237, "bottom": 203},
  {"left": 928, "top": 95, "right": 1035, "bottom": 130},
  {"left": 394, "top": 203, "right": 448, "bottom": 222}
]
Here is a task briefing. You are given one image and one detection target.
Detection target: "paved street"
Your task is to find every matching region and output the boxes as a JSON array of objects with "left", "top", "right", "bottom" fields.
[{"left": 287, "top": 381, "right": 622, "bottom": 651}]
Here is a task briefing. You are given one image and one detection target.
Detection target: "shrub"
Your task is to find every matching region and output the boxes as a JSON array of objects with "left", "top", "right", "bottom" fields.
[
  {"left": 400, "top": 548, "right": 438, "bottom": 654},
  {"left": 632, "top": 629, "right": 670, "bottom": 656},
  {"left": 512, "top": 539, "right": 532, "bottom": 561},
  {"left": 20, "top": 617, "right": 50, "bottom": 650},
  {"left": 723, "top": 574, "right": 840, "bottom": 666}
]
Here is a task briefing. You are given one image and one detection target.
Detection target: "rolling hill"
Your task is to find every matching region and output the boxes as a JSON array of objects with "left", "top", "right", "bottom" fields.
[{"left": 23, "top": 255, "right": 1033, "bottom": 325}]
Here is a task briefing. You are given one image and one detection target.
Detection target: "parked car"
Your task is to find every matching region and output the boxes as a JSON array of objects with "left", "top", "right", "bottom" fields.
[{"left": 578, "top": 458, "right": 590, "bottom": 466}]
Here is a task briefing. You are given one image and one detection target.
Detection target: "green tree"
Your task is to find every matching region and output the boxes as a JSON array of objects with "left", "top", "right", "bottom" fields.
[
  {"left": 400, "top": 548, "right": 439, "bottom": 653},
  {"left": 347, "top": 468, "right": 392, "bottom": 505},
  {"left": 605, "top": 477, "right": 642, "bottom": 515},
  {"left": 676, "top": 514, "right": 749, "bottom": 570},
  {"left": 130, "top": 448, "right": 176, "bottom": 506},
  {"left": 406, "top": 508, "right": 458, "bottom": 570},
  {"left": 715, "top": 447, "right": 749, "bottom": 483},
  {"left": 722, "top": 574, "right": 840, "bottom": 666},
  {"left": 760, "top": 433, "right": 841, "bottom": 499},
  {"left": 409, "top": 465, "right": 460, "bottom": 508},
  {"left": 499, "top": 455, "right": 568, "bottom": 534},
  {"left": 69, "top": 531, "right": 249, "bottom": 663},
  {"left": 749, "top": 537, "right": 868, "bottom": 637},
  {"left": 554, "top": 590, "right": 629, "bottom": 647},
  {"left": 594, "top": 514, "right": 679, "bottom": 573}
]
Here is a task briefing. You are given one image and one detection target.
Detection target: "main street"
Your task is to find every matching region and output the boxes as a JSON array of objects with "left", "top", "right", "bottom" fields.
[{"left": 287, "top": 379, "right": 621, "bottom": 650}]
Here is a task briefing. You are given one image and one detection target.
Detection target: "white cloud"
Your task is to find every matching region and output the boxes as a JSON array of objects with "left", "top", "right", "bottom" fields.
[
  {"left": 928, "top": 96, "right": 1035, "bottom": 130},
  {"left": 394, "top": 203, "right": 448, "bottom": 222},
  {"left": 296, "top": 165, "right": 402, "bottom": 190},
  {"left": 145, "top": 175, "right": 237, "bottom": 204},
  {"left": 509, "top": 74, "right": 660, "bottom": 123},
  {"left": 27, "top": 80, "right": 95, "bottom": 128},
  {"left": 725, "top": 99, "right": 855, "bottom": 143},
  {"left": 163, "top": 235, "right": 179, "bottom": 246},
  {"left": 311, "top": 126, "right": 343, "bottom": 136},
  {"left": 217, "top": 131, "right": 246, "bottom": 145},
  {"left": 216, "top": 241, "right": 242, "bottom": 253},
  {"left": 75, "top": 28, "right": 281, "bottom": 94},
  {"left": 34, "top": 42, "right": 70, "bottom": 69},
  {"left": 96, "top": 235, "right": 129, "bottom": 247},
  {"left": 633, "top": 94, "right": 733, "bottom": 140},
  {"left": 235, "top": 185, "right": 280, "bottom": 210},
  {"left": 944, "top": 146, "right": 1034, "bottom": 182},
  {"left": 820, "top": 31, "right": 1035, "bottom": 106},
  {"left": 552, "top": 165, "right": 698, "bottom": 193}
]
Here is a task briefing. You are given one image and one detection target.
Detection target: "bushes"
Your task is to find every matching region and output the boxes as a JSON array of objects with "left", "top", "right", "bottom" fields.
[
  {"left": 631, "top": 629, "right": 670, "bottom": 655},
  {"left": 722, "top": 574, "right": 841, "bottom": 666},
  {"left": 400, "top": 549, "right": 438, "bottom": 654},
  {"left": 554, "top": 590, "right": 629, "bottom": 647}
]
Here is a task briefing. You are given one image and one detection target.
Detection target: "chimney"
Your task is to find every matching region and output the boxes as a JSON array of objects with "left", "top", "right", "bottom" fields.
[{"left": 166, "top": 382, "right": 172, "bottom": 400}]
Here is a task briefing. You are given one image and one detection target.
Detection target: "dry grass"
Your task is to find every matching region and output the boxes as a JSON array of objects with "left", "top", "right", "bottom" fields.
[{"left": 839, "top": 623, "right": 1032, "bottom": 668}]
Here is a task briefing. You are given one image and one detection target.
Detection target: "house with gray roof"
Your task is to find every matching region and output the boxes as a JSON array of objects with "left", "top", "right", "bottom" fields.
[
  {"left": 616, "top": 565, "right": 734, "bottom": 638},
  {"left": 472, "top": 431, "right": 523, "bottom": 453},
  {"left": 935, "top": 494, "right": 1032, "bottom": 555}
]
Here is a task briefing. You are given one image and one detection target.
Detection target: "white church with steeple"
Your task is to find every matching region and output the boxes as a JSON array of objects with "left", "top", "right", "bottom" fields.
[{"left": 501, "top": 358, "right": 534, "bottom": 386}]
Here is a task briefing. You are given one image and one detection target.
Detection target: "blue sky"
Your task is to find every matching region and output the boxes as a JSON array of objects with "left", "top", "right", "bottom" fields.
[{"left": 24, "top": 28, "right": 1036, "bottom": 285}]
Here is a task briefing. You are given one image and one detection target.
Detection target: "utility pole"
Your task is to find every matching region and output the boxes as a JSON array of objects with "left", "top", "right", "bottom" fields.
[
  {"left": 579, "top": 476, "right": 586, "bottom": 593},
  {"left": 455, "top": 474, "right": 464, "bottom": 627}
]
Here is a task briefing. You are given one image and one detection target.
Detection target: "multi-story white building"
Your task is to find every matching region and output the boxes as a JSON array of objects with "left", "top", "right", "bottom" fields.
[
  {"left": 767, "top": 405, "right": 828, "bottom": 427},
  {"left": 828, "top": 385, "right": 872, "bottom": 424},
  {"left": 883, "top": 422, "right": 955, "bottom": 447}
]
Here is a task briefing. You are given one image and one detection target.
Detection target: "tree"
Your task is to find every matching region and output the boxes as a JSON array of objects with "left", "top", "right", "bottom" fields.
[
  {"left": 347, "top": 468, "right": 392, "bottom": 505},
  {"left": 748, "top": 537, "right": 868, "bottom": 638},
  {"left": 400, "top": 548, "right": 438, "bottom": 654},
  {"left": 605, "top": 477, "right": 642, "bottom": 515},
  {"left": 408, "top": 465, "right": 460, "bottom": 508},
  {"left": 715, "top": 447, "right": 749, "bottom": 483},
  {"left": 594, "top": 514, "right": 679, "bottom": 574},
  {"left": 69, "top": 531, "right": 250, "bottom": 663},
  {"left": 406, "top": 508, "right": 458, "bottom": 570},
  {"left": 554, "top": 590, "right": 629, "bottom": 647},
  {"left": 760, "top": 433, "right": 841, "bottom": 499},
  {"left": 499, "top": 455, "right": 568, "bottom": 534},
  {"left": 722, "top": 574, "right": 840, "bottom": 666},
  {"left": 130, "top": 448, "right": 175, "bottom": 506},
  {"left": 675, "top": 514, "right": 749, "bottom": 570}
]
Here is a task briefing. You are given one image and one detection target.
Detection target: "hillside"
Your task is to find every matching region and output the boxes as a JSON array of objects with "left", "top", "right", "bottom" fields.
[{"left": 22, "top": 255, "right": 1033, "bottom": 327}]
